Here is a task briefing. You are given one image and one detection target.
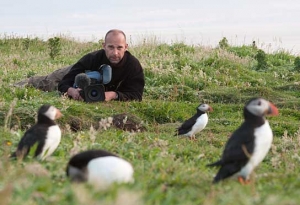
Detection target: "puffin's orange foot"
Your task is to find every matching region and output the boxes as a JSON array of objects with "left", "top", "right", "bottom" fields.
[
  {"left": 238, "top": 176, "right": 250, "bottom": 185},
  {"left": 188, "top": 136, "right": 197, "bottom": 141}
]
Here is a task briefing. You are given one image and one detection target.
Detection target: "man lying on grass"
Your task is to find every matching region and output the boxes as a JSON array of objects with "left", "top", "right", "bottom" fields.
[{"left": 15, "top": 29, "right": 145, "bottom": 102}]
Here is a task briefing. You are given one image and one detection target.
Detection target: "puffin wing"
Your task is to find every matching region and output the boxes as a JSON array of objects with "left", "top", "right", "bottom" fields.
[
  {"left": 14, "top": 124, "right": 47, "bottom": 158},
  {"left": 176, "top": 114, "right": 198, "bottom": 135},
  {"left": 208, "top": 122, "right": 255, "bottom": 182},
  {"left": 223, "top": 125, "right": 254, "bottom": 161}
]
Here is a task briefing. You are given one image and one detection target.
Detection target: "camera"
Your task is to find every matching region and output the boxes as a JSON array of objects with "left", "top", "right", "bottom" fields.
[{"left": 75, "top": 64, "right": 112, "bottom": 102}]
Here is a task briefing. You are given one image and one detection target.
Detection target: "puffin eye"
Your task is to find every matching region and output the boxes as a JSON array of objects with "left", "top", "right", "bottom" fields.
[{"left": 257, "top": 101, "right": 261, "bottom": 106}]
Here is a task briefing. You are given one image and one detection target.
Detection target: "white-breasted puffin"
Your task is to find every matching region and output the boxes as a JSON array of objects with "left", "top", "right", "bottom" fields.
[
  {"left": 11, "top": 104, "right": 62, "bottom": 160},
  {"left": 175, "top": 103, "right": 213, "bottom": 140},
  {"left": 66, "top": 149, "right": 134, "bottom": 189},
  {"left": 207, "top": 98, "right": 279, "bottom": 184}
]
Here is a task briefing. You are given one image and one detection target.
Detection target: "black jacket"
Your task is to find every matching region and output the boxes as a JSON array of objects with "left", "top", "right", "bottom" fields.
[{"left": 58, "top": 49, "right": 145, "bottom": 101}]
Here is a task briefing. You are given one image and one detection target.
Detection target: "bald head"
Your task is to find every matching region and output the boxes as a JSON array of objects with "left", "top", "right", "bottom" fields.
[{"left": 105, "top": 29, "right": 127, "bottom": 42}]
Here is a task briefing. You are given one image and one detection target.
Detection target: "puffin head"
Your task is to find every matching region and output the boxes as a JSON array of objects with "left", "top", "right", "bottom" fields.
[
  {"left": 39, "top": 104, "right": 62, "bottom": 121},
  {"left": 245, "top": 98, "right": 279, "bottom": 117},
  {"left": 197, "top": 103, "right": 213, "bottom": 113}
]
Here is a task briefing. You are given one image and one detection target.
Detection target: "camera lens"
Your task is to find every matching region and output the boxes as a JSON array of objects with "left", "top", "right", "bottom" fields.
[
  {"left": 84, "top": 84, "right": 105, "bottom": 102},
  {"left": 88, "top": 89, "right": 100, "bottom": 100},
  {"left": 91, "top": 90, "right": 98, "bottom": 97}
]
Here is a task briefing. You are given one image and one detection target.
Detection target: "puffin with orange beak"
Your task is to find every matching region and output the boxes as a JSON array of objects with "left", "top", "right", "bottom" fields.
[
  {"left": 207, "top": 98, "right": 279, "bottom": 184},
  {"left": 11, "top": 104, "right": 62, "bottom": 160},
  {"left": 175, "top": 103, "right": 213, "bottom": 140}
]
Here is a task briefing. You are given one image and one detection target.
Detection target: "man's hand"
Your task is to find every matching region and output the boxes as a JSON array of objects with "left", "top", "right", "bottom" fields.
[
  {"left": 105, "top": 91, "right": 118, "bottom": 101},
  {"left": 67, "top": 87, "right": 84, "bottom": 101}
]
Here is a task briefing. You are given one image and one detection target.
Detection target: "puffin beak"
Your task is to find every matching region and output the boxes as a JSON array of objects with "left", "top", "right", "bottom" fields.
[
  {"left": 208, "top": 106, "right": 213, "bottom": 112},
  {"left": 267, "top": 102, "right": 279, "bottom": 116},
  {"left": 55, "top": 109, "right": 63, "bottom": 119}
]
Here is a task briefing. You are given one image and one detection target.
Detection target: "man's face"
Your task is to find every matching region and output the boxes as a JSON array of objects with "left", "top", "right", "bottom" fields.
[{"left": 103, "top": 33, "right": 128, "bottom": 65}]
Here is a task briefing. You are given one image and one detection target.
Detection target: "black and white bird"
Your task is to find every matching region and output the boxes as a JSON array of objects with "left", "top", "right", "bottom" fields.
[
  {"left": 175, "top": 103, "right": 213, "bottom": 140},
  {"left": 11, "top": 104, "right": 62, "bottom": 160},
  {"left": 207, "top": 98, "right": 279, "bottom": 184},
  {"left": 66, "top": 149, "right": 134, "bottom": 189}
]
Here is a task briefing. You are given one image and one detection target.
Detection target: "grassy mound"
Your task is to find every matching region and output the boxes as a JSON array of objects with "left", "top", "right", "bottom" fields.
[{"left": 0, "top": 35, "right": 300, "bottom": 204}]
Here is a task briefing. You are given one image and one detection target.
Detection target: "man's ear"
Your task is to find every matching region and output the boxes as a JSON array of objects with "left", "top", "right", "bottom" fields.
[
  {"left": 125, "top": 43, "right": 128, "bottom": 50},
  {"left": 102, "top": 42, "right": 106, "bottom": 48}
]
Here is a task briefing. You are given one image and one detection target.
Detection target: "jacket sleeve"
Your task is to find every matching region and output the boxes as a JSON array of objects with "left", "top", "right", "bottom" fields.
[{"left": 58, "top": 56, "right": 92, "bottom": 93}]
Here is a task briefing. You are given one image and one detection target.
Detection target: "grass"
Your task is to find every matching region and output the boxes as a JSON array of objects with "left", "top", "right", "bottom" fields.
[{"left": 0, "top": 34, "right": 300, "bottom": 205}]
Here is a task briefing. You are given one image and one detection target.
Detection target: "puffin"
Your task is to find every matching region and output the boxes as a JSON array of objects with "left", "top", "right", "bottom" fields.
[
  {"left": 175, "top": 103, "right": 213, "bottom": 140},
  {"left": 207, "top": 98, "right": 279, "bottom": 184},
  {"left": 11, "top": 104, "right": 62, "bottom": 160},
  {"left": 66, "top": 149, "right": 134, "bottom": 189}
]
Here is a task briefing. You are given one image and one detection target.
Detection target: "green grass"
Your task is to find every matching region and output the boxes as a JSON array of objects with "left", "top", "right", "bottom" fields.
[{"left": 0, "top": 35, "right": 300, "bottom": 205}]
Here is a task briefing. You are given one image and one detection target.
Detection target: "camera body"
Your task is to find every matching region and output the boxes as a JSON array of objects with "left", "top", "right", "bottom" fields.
[{"left": 75, "top": 64, "right": 112, "bottom": 103}]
